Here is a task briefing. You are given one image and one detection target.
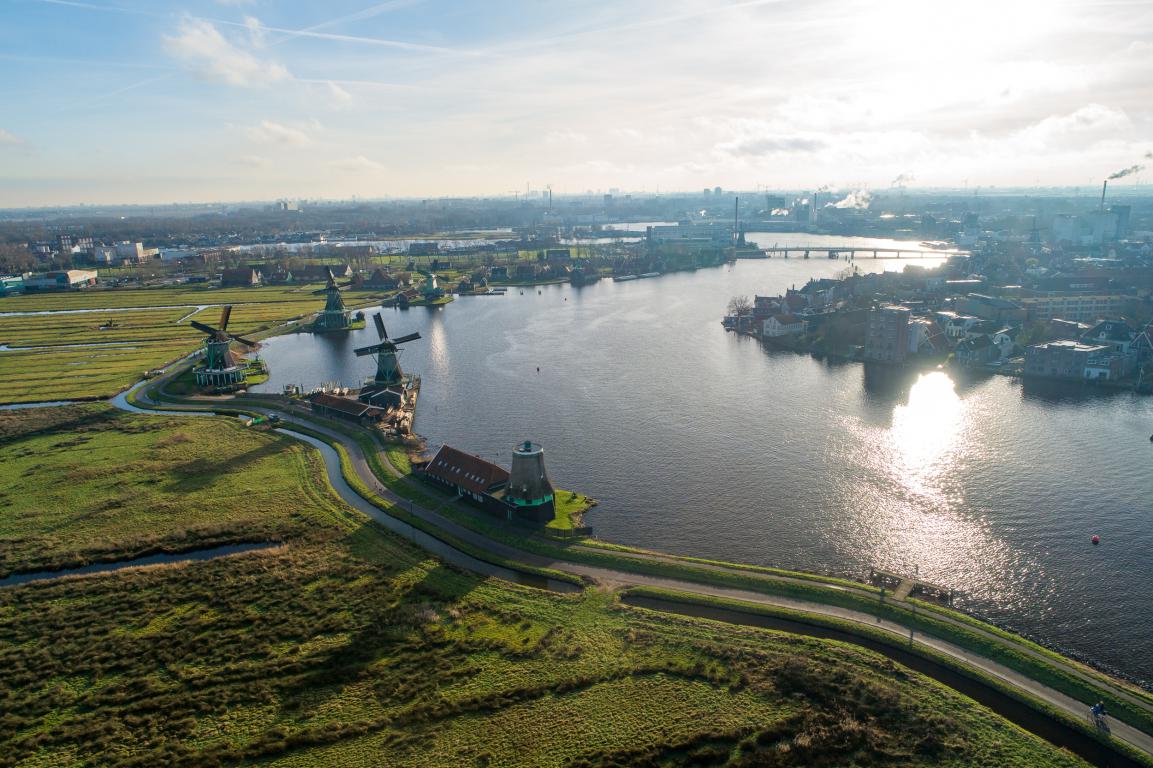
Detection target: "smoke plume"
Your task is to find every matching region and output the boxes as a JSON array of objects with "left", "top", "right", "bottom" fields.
[
  {"left": 1108, "top": 165, "right": 1144, "bottom": 180},
  {"left": 891, "top": 172, "right": 915, "bottom": 187},
  {"left": 826, "top": 190, "right": 872, "bottom": 209}
]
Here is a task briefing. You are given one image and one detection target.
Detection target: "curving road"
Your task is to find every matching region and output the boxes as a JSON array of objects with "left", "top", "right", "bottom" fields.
[{"left": 114, "top": 373, "right": 1153, "bottom": 764}]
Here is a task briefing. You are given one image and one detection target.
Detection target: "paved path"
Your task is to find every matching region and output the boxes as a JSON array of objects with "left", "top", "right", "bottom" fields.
[{"left": 116, "top": 375, "right": 1153, "bottom": 761}]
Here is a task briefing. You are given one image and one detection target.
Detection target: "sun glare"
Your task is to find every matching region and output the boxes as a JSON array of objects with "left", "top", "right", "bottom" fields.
[{"left": 889, "top": 371, "right": 964, "bottom": 496}]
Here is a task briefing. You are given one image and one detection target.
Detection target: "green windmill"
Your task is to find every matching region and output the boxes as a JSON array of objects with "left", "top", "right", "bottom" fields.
[
  {"left": 355, "top": 313, "right": 420, "bottom": 397},
  {"left": 312, "top": 267, "right": 352, "bottom": 331},
  {"left": 191, "top": 305, "right": 256, "bottom": 389}
]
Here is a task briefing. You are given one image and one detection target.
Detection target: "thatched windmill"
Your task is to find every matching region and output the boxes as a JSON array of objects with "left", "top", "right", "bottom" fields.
[{"left": 311, "top": 267, "right": 352, "bottom": 331}]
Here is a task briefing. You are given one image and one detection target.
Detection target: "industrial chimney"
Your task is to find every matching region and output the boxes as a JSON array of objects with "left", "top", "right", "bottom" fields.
[
  {"left": 505, "top": 441, "right": 555, "bottom": 521},
  {"left": 1101, "top": 180, "right": 1108, "bottom": 210}
]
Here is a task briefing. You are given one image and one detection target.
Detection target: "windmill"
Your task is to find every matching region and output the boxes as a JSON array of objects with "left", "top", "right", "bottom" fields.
[
  {"left": 311, "top": 267, "right": 352, "bottom": 331},
  {"left": 355, "top": 313, "right": 420, "bottom": 404},
  {"left": 190, "top": 305, "right": 256, "bottom": 388}
]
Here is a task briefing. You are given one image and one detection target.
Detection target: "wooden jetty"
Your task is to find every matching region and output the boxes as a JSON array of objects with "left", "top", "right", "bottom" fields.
[{"left": 868, "top": 568, "right": 955, "bottom": 605}]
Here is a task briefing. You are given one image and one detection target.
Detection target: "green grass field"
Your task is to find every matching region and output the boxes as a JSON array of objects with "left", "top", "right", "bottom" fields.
[
  {"left": 0, "top": 284, "right": 347, "bottom": 311},
  {"left": 547, "top": 490, "right": 594, "bottom": 531},
  {"left": 0, "top": 285, "right": 385, "bottom": 403},
  {"left": 0, "top": 408, "right": 1089, "bottom": 767},
  {"left": 0, "top": 405, "right": 336, "bottom": 577}
]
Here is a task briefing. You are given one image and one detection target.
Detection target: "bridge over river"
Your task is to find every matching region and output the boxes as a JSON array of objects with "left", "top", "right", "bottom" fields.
[{"left": 744, "top": 245, "right": 968, "bottom": 260}]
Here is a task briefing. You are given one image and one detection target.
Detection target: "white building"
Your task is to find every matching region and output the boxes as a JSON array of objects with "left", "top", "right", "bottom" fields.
[
  {"left": 763, "top": 314, "right": 807, "bottom": 337},
  {"left": 1052, "top": 211, "right": 1119, "bottom": 246}
]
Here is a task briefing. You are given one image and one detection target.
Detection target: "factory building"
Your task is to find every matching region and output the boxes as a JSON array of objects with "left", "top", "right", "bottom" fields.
[{"left": 23, "top": 270, "right": 98, "bottom": 291}]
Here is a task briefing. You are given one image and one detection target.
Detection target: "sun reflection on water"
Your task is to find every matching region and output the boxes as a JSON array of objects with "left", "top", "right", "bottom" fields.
[
  {"left": 890, "top": 371, "right": 964, "bottom": 497},
  {"left": 847, "top": 369, "right": 1024, "bottom": 599}
]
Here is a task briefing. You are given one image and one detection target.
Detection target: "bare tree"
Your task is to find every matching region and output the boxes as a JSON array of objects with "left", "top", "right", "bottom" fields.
[{"left": 727, "top": 295, "right": 752, "bottom": 317}]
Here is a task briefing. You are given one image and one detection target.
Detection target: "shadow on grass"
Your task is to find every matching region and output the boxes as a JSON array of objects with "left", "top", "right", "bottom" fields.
[{"left": 163, "top": 439, "right": 288, "bottom": 493}]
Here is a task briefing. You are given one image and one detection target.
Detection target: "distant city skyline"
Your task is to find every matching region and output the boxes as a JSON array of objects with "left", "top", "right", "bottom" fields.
[{"left": 2, "top": 0, "right": 1151, "bottom": 206}]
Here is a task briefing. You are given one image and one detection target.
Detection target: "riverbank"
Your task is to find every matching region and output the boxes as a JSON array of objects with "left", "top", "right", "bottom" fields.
[
  {"left": 113, "top": 364, "right": 1153, "bottom": 764},
  {"left": 2, "top": 396, "right": 1093, "bottom": 766}
]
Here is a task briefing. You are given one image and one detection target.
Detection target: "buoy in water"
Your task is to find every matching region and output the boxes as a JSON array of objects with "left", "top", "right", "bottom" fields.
[{"left": 1092, "top": 535, "right": 1100, "bottom": 545}]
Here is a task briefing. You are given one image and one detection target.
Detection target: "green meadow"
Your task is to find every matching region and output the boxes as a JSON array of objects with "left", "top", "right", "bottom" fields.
[{"left": 0, "top": 285, "right": 385, "bottom": 403}]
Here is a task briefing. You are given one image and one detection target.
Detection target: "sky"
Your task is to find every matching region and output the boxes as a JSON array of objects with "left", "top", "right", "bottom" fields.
[{"left": 1, "top": 0, "right": 1151, "bottom": 205}]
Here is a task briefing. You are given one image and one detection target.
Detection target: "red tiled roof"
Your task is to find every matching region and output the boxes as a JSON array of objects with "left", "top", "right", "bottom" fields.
[
  {"left": 311, "top": 392, "right": 372, "bottom": 417},
  {"left": 424, "top": 445, "right": 509, "bottom": 495}
]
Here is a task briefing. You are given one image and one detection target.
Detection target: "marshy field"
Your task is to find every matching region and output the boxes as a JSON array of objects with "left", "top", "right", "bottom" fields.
[{"left": 0, "top": 405, "right": 1091, "bottom": 767}]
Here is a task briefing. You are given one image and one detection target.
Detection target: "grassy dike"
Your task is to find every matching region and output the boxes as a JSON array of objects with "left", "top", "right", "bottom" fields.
[
  {"left": 301, "top": 411, "right": 1153, "bottom": 741},
  {"left": 142, "top": 368, "right": 1153, "bottom": 744},
  {"left": 619, "top": 587, "right": 1153, "bottom": 768}
]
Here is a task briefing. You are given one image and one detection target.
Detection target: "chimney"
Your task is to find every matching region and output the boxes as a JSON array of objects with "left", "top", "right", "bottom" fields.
[
  {"left": 733, "top": 196, "right": 739, "bottom": 244},
  {"left": 1101, "top": 179, "right": 1108, "bottom": 210}
]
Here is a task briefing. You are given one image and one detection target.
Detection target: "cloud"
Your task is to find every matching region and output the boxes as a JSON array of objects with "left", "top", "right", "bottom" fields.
[
  {"left": 235, "top": 154, "right": 270, "bottom": 168},
  {"left": 243, "top": 120, "right": 315, "bottom": 146},
  {"left": 718, "top": 135, "right": 826, "bottom": 156},
  {"left": 329, "top": 155, "right": 386, "bottom": 172},
  {"left": 1013, "top": 104, "right": 1131, "bottom": 151},
  {"left": 164, "top": 17, "right": 290, "bottom": 87},
  {"left": 544, "top": 130, "right": 588, "bottom": 145},
  {"left": 0, "top": 129, "right": 24, "bottom": 146},
  {"left": 325, "top": 80, "right": 353, "bottom": 106},
  {"left": 243, "top": 16, "right": 266, "bottom": 48}
]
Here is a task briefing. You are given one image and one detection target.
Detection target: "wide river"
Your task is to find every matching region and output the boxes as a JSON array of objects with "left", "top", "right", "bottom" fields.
[{"left": 253, "top": 236, "right": 1153, "bottom": 685}]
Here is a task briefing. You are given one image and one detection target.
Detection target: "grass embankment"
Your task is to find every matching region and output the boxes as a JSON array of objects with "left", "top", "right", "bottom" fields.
[
  {"left": 620, "top": 587, "right": 1153, "bottom": 768},
  {"left": 0, "top": 286, "right": 386, "bottom": 403},
  {"left": 0, "top": 404, "right": 335, "bottom": 578},
  {"left": 0, "top": 408, "right": 1089, "bottom": 767},
  {"left": 267, "top": 422, "right": 578, "bottom": 586},
  {"left": 317, "top": 424, "right": 1153, "bottom": 739},
  {"left": 132, "top": 390, "right": 1153, "bottom": 746}
]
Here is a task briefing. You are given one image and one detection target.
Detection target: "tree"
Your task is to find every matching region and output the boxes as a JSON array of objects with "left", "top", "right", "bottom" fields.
[
  {"left": 0, "top": 244, "right": 36, "bottom": 274},
  {"left": 727, "top": 295, "right": 752, "bottom": 317}
]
